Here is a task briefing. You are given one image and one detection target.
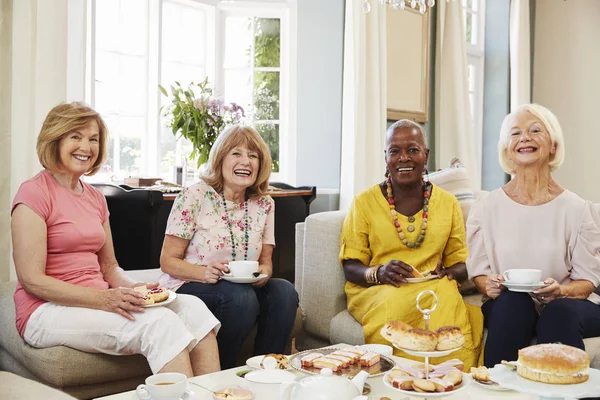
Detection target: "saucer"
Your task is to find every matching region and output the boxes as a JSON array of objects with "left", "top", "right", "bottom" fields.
[
  {"left": 500, "top": 281, "right": 547, "bottom": 293},
  {"left": 134, "top": 388, "right": 195, "bottom": 400},
  {"left": 392, "top": 344, "right": 462, "bottom": 357},
  {"left": 406, "top": 276, "right": 437, "bottom": 283},
  {"left": 244, "top": 369, "right": 295, "bottom": 384},
  {"left": 221, "top": 274, "right": 268, "bottom": 284},
  {"left": 141, "top": 291, "right": 178, "bottom": 308},
  {"left": 246, "top": 354, "right": 291, "bottom": 370}
]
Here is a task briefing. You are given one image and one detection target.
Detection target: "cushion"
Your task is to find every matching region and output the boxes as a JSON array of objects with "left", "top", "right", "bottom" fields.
[{"left": 429, "top": 157, "right": 476, "bottom": 223}]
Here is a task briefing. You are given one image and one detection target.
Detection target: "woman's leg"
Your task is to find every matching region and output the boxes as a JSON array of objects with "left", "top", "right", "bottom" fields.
[
  {"left": 159, "top": 349, "right": 194, "bottom": 376},
  {"left": 189, "top": 330, "right": 220, "bottom": 375},
  {"left": 537, "top": 298, "right": 600, "bottom": 349},
  {"left": 253, "top": 278, "right": 299, "bottom": 355},
  {"left": 482, "top": 291, "right": 537, "bottom": 367},
  {"left": 178, "top": 281, "right": 259, "bottom": 369}
]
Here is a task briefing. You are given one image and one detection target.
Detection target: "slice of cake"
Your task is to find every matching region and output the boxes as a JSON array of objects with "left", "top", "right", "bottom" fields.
[
  {"left": 312, "top": 357, "right": 344, "bottom": 372},
  {"left": 360, "top": 352, "right": 380, "bottom": 367},
  {"left": 300, "top": 352, "right": 324, "bottom": 368}
]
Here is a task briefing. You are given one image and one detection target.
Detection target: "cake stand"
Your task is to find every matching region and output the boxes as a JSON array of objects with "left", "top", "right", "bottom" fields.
[{"left": 386, "top": 290, "right": 466, "bottom": 399}]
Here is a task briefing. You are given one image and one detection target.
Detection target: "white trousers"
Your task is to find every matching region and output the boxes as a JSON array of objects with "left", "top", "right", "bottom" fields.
[{"left": 23, "top": 293, "right": 221, "bottom": 373}]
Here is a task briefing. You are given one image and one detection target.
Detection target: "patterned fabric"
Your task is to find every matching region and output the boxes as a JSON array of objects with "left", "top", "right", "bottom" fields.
[
  {"left": 159, "top": 180, "right": 275, "bottom": 290},
  {"left": 429, "top": 157, "right": 476, "bottom": 223}
]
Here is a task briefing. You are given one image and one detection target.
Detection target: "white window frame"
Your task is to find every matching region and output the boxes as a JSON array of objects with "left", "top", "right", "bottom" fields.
[
  {"left": 463, "top": 0, "right": 486, "bottom": 177},
  {"left": 85, "top": 0, "right": 296, "bottom": 183}
]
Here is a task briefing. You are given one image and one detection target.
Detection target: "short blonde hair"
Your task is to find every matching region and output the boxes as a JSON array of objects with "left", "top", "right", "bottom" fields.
[
  {"left": 201, "top": 125, "right": 272, "bottom": 198},
  {"left": 498, "top": 103, "right": 565, "bottom": 174},
  {"left": 37, "top": 102, "right": 108, "bottom": 176}
]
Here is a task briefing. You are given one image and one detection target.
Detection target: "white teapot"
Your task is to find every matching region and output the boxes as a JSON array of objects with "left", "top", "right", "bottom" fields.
[{"left": 279, "top": 368, "right": 369, "bottom": 400}]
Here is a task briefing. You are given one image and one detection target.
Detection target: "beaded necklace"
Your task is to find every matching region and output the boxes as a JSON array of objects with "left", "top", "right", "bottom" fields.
[
  {"left": 221, "top": 193, "right": 249, "bottom": 260},
  {"left": 386, "top": 176, "right": 431, "bottom": 248}
]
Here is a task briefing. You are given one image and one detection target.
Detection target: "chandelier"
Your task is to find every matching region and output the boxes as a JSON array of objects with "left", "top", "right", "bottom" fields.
[{"left": 363, "top": 0, "right": 448, "bottom": 14}]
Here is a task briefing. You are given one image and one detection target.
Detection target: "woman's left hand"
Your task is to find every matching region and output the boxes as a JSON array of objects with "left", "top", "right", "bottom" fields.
[
  {"left": 131, "top": 282, "right": 159, "bottom": 290},
  {"left": 533, "top": 277, "right": 564, "bottom": 304},
  {"left": 252, "top": 264, "right": 272, "bottom": 288}
]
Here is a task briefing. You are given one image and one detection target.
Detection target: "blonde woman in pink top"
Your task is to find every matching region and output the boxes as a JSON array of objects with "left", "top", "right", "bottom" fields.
[
  {"left": 466, "top": 104, "right": 600, "bottom": 367},
  {"left": 11, "top": 102, "right": 221, "bottom": 378}
]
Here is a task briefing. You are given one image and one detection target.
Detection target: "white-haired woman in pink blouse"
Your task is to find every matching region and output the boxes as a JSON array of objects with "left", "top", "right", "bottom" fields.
[{"left": 466, "top": 103, "right": 600, "bottom": 367}]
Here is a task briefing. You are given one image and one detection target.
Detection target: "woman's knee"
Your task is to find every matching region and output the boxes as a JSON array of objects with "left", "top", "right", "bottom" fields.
[
  {"left": 267, "top": 279, "right": 298, "bottom": 309},
  {"left": 539, "top": 298, "right": 579, "bottom": 324}
]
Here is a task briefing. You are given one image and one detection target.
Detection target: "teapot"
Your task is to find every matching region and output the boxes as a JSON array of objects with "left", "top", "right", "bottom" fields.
[{"left": 279, "top": 368, "right": 369, "bottom": 400}]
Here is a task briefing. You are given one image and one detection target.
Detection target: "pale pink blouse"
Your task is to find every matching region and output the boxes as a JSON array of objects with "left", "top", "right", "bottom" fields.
[
  {"left": 466, "top": 189, "right": 600, "bottom": 304},
  {"left": 159, "top": 180, "right": 275, "bottom": 290}
]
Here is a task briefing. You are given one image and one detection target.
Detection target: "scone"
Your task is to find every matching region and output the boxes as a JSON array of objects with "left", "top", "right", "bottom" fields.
[
  {"left": 470, "top": 366, "right": 490, "bottom": 382},
  {"left": 260, "top": 353, "right": 289, "bottom": 370}
]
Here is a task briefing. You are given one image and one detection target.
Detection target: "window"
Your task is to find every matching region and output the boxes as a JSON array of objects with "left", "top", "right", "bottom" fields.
[
  {"left": 463, "top": 0, "right": 485, "bottom": 172},
  {"left": 86, "top": 0, "right": 294, "bottom": 183}
]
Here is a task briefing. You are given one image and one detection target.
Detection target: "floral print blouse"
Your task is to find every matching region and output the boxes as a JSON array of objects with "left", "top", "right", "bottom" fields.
[{"left": 158, "top": 179, "right": 275, "bottom": 290}]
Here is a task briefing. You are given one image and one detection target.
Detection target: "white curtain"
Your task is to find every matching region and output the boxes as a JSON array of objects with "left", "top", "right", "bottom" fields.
[
  {"left": 510, "top": 0, "right": 531, "bottom": 110},
  {"left": 339, "top": 0, "right": 387, "bottom": 210},
  {"left": 434, "top": 0, "right": 480, "bottom": 189},
  {"left": 1, "top": 0, "right": 84, "bottom": 281}
]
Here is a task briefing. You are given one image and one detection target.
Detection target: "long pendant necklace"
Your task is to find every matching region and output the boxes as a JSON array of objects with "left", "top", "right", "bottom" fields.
[
  {"left": 221, "top": 193, "right": 249, "bottom": 260},
  {"left": 386, "top": 177, "right": 431, "bottom": 248}
]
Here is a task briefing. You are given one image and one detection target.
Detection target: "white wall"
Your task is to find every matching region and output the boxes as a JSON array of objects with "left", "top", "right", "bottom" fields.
[{"left": 533, "top": 0, "right": 600, "bottom": 202}]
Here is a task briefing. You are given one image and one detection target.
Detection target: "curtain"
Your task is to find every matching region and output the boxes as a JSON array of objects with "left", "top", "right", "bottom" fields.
[
  {"left": 0, "top": 0, "right": 13, "bottom": 283},
  {"left": 339, "top": 0, "right": 387, "bottom": 210},
  {"left": 434, "top": 0, "right": 480, "bottom": 190},
  {"left": 510, "top": 0, "right": 531, "bottom": 110},
  {"left": 2, "top": 0, "right": 80, "bottom": 281}
]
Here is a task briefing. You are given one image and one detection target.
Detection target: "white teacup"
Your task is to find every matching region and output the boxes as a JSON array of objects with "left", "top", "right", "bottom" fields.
[
  {"left": 358, "top": 344, "right": 393, "bottom": 357},
  {"left": 136, "top": 372, "right": 187, "bottom": 400},
  {"left": 503, "top": 269, "right": 542, "bottom": 285},
  {"left": 224, "top": 260, "right": 259, "bottom": 278}
]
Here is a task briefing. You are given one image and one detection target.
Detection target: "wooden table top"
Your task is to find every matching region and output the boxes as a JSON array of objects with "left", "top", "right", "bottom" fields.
[{"left": 162, "top": 188, "right": 314, "bottom": 201}]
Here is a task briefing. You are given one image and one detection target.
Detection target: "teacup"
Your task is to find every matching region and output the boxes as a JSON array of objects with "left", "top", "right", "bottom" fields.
[
  {"left": 502, "top": 269, "right": 542, "bottom": 285},
  {"left": 224, "top": 260, "right": 259, "bottom": 278},
  {"left": 136, "top": 372, "right": 187, "bottom": 400},
  {"left": 358, "top": 344, "right": 393, "bottom": 357}
]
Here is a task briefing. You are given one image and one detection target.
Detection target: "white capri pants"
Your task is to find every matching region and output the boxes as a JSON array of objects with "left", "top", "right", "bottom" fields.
[{"left": 23, "top": 294, "right": 221, "bottom": 373}]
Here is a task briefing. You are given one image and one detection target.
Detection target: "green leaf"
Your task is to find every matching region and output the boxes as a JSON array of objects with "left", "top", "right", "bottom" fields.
[{"left": 158, "top": 85, "right": 168, "bottom": 96}]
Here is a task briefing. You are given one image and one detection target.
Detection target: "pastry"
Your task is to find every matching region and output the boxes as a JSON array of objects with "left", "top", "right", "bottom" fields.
[
  {"left": 517, "top": 343, "right": 589, "bottom": 384},
  {"left": 312, "top": 357, "right": 344, "bottom": 372},
  {"left": 359, "top": 352, "right": 380, "bottom": 367},
  {"left": 412, "top": 378, "right": 436, "bottom": 393},
  {"left": 300, "top": 352, "right": 323, "bottom": 367},
  {"left": 381, "top": 321, "right": 438, "bottom": 351},
  {"left": 260, "top": 353, "right": 289, "bottom": 370},
  {"left": 470, "top": 366, "right": 490, "bottom": 382},
  {"left": 134, "top": 286, "right": 169, "bottom": 305},
  {"left": 435, "top": 326, "right": 465, "bottom": 350}
]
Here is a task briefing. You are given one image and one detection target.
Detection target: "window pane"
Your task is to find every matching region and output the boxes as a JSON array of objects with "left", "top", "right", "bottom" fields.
[
  {"left": 224, "top": 16, "right": 252, "bottom": 68},
  {"left": 254, "top": 18, "right": 280, "bottom": 68},
  {"left": 255, "top": 123, "right": 279, "bottom": 172},
  {"left": 224, "top": 69, "right": 252, "bottom": 111},
  {"left": 468, "top": 64, "right": 475, "bottom": 92},
  {"left": 254, "top": 71, "right": 280, "bottom": 120},
  {"left": 464, "top": 12, "right": 472, "bottom": 43}
]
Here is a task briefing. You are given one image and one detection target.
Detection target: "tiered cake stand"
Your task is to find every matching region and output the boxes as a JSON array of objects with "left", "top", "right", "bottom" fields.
[{"left": 383, "top": 290, "right": 469, "bottom": 398}]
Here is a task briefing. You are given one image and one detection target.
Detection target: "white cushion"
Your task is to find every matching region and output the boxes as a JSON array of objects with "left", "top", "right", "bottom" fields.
[{"left": 429, "top": 157, "right": 476, "bottom": 222}]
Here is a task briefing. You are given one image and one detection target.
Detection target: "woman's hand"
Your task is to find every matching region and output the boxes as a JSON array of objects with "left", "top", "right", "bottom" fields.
[
  {"left": 485, "top": 274, "right": 505, "bottom": 299},
  {"left": 252, "top": 264, "right": 273, "bottom": 288},
  {"left": 130, "top": 282, "right": 159, "bottom": 290},
  {"left": 533, "top": 277, "right": 564, "bottom": 304},
  {"left": 377, "top": 260, "right": 415, "bottom": 287},
  {"left": 203, "top": 261, "right": 230, "bottom": 284},
  {"left": 100, "top": 287, "right": 147, "bottom": 320}
]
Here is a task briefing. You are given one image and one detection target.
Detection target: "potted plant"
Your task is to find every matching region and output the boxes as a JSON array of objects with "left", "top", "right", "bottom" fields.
[{"left": 159, "top": 77, "right": 245, "bottom": 168}]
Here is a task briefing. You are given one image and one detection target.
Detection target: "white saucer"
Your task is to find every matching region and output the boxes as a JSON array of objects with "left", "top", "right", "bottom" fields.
[
  {"left": 221, "top": 274, "right": 268, "bottom": 284},
  {"left": 406, "top": 276, "right": 437, "bottom": 283},
  {"left": 134, "top": 388, "right": 195, "bottom": 400},
  {"left": 471, "top": 376, "right": 512, "bottom": 391},
  {"left": 500, "top": 281, "right": 547, "bottom": 293},
  {"left": 392, "top": 344, "right": 462, "bottom": 357},
  {"left": 382, "top": 371, "right": 471, "bottom": 397},
  {"left": 244, "top": 369, "right": 295, "bottom": 384},
  {"left": 246, "top": 354, "right": 291, "bottom": 370},
  {"left": 141, "top": 290, "right": 177, "bottom": 308}
]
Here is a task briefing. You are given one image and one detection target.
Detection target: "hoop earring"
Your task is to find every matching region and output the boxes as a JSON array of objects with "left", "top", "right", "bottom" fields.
[{"left": 423, "top": 168, "right": 430, "bottom": 183}]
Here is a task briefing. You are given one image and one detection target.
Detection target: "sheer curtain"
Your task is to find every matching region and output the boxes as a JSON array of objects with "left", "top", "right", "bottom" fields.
[
  {"left": 510, "top": 0, "right": 531, "bottom": 110},
  {"left": 3, "top": 0, "right": 84, "bottom": 281},
  {"left": 434, "top": 0, "right": 480, "bottom": 189},
  {"left": 339, "top": 0, "right": 387, "bottom": 210}
]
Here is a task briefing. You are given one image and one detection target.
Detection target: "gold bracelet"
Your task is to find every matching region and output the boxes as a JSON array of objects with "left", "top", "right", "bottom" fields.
[{"left": 374, "top": 264, "right": 383, "bottom": 284}]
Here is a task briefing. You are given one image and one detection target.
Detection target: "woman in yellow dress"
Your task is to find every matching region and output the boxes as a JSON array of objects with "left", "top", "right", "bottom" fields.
[{"left": 340, "top": 120, "right": 483, "bottom": 369}]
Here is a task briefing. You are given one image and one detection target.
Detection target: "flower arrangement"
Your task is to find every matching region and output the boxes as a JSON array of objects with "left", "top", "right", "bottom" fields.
[{"left": 159, "top": 77, "right": 245, "bottom": 167}]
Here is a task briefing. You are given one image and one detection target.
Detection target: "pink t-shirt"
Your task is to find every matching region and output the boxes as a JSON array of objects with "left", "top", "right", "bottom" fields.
[
  {"left": 11, "top": 170, "right": 110, "bottom": 337},
  {"left": 159, "top": 180, "right": 275, "bottom": 290}
]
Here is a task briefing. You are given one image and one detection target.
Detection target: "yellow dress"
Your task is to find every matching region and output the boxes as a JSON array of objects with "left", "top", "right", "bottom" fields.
[{"left": 339, "top": 183, "right": 483, "bottom": 369}]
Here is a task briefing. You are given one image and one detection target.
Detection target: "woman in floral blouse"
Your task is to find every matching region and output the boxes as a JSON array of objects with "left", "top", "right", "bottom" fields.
[{"left": 159, "top": 125, "right": 298, "bottom": 369}]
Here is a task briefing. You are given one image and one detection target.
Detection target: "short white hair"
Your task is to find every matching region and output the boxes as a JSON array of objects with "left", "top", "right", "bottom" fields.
[
  {"left": 497, "top": 103, "right": 565, "bottom": 174},
  {"left": 386, "top": 119, "right": 428, "bottom": 148}
]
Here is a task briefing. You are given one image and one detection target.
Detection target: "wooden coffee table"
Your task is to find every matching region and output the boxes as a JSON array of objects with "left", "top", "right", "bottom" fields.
[{"left": 95, "top": 344, "right": 542, "bottom": 400}]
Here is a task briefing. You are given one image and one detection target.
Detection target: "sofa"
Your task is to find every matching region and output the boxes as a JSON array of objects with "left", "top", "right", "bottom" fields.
[{"left": 293, "top": 209, "right": 600, "bottom": 368}]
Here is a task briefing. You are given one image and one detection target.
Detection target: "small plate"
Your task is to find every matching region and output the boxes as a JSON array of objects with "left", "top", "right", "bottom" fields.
[
  {"left": 382, "top": 371, "right": 471, "bottom": 397},
  {"left": 392, "top": 344, "right": 462, "bottom": 357},
  {"left": 246, "top": 354, "right": 291, "bottom": 370},
  {"left": 244, "top": 369, "right": 296, "bottom": 384},
  {"left": 500, "top": 281, "right": 547, "bottom": 293},
  {"left": 471, "top": 377, "right": 512, "bottom": 391},
  {"left": 133, "top": 388, "right": 195, "bottom": 400},
  {"left": 141, "top": 290, "right": 177, "bottom": 308},
  {"left": 406, "top": 276, "right": 437, "bottom": 283},
  {"left": 221, "top": 274, "right": 268, "bottom": 284}
]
